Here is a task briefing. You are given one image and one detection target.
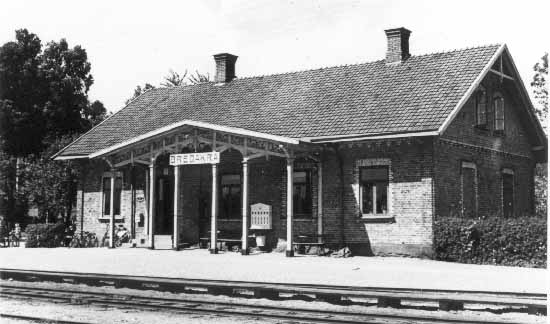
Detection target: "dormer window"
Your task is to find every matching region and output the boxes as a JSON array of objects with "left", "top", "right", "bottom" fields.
[
  {"left": 475, "top": 86, "right": 487, "bottom": 128},
  {"left": 493, "top": 93, "right": 505, "bottom": 132}
]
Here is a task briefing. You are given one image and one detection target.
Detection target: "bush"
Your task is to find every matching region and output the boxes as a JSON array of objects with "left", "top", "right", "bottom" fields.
[
  {"left": 25, "top": 222, "right": 66, "bottom": 248},
  {"left": 434, "top": 217, "right": 546, "bottom": 268}
]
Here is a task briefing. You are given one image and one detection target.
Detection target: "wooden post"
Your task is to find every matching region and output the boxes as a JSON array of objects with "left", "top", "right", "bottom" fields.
[
  {"left": 210, "top": 163, "right": 218, "bottom": 254},
  {"left": 286, "top": 157, "right": 294, "bottom": 257},
  {"left": 109, "top": 170, "right": 116, "bottom": 248},
  {"left": 241, "top": 158, "right": 249, "bottom": 255},
  {"left": 317, "top": 161, "right": 323, "bottom": 243},
  {"left": 144, "top": 168, "right": 149, "bottom": 237},
  {"left": 173, "top": 165, "right": 180, "bottom": 250},
  {"left": 148, "top": 163, "right": 155, "bottom": 249}
]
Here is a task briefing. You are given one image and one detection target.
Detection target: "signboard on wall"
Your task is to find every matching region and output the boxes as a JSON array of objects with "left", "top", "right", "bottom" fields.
[{"left": 169, "top": 152, "right": 220, "bottom": 166}]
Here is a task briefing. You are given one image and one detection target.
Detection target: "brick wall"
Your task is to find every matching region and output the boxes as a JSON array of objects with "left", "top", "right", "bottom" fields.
[
  {"left": 320, "top": 140, "right": 435, "bottom": 257},
  {"left": 436, "top": 72, "right": 536, "bottom": 218}
]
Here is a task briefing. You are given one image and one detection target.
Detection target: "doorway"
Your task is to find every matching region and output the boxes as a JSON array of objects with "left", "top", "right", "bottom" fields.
[{"left": 155, "top": 155, "right": 174, "bottom": 235}]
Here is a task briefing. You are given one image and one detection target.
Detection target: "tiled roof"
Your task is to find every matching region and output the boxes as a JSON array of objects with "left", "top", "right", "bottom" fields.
[{"left": 57, "top": 44, "right": 501, "bottom": 157}]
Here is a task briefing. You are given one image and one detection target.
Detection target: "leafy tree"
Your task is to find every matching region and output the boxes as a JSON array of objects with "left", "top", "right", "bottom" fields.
[
  {"left": 0, "top": 29, "right": 45, "bottom": 156},
  {"left": 531, "top": 53, "right": 548, "bottom": 131},
  {"left": 0, "top": 29, "right": 107, "bottom": 225},
  {"left": 125, "top": 83, "right": 155, "bottom": 105},
  {"left": 531, "top": 53, "right": 548, "bottom": 217},
  {"left": 82, "top": 100, "right": 107, "bottom": 130}
]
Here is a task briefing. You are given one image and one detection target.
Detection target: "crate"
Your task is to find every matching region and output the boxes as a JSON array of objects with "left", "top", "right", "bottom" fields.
[{"left": 250, "top": 203, "right": 272, "bottom": 230}]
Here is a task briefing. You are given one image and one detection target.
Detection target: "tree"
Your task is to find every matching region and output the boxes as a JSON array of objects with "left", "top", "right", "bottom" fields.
[
  {"left": 0, "top": 29, "right": 107, "bottom": 225},
  {"left": 531, "top": 53, "right": 548, "bottom": 218},
  {"left": 188, "top": 70, "right": 210, "bottom": 85},
  {"left": 161, "top": 69, "right": 187, "bottom": 87},
  {"left": 82, "top": 100, "right": 108, "bottom": 130},
  {"left": 0, "top": 29, "right": 96, "bottom": 155},
  {"left": 531, "top": 53, "right": 548, "bottom": 132},
  {"left": 125, "top": 83, "right": 155, "bottom": 105}
]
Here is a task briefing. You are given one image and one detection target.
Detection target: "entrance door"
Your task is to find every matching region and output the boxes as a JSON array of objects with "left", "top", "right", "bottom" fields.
[
  {"left": 502, "top": 173, "right": 514, "bottom": 218},
  {"left": 155, "top": 166, "right": 174, "bottom": 235}
]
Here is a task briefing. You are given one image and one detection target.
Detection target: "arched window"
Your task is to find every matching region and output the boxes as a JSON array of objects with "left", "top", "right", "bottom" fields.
[
  {"left": 493, "top": 92, "right": 505, "bottom": 132},
  {"left": 475, "top": 85, "right": 487, "bottom": 127}
]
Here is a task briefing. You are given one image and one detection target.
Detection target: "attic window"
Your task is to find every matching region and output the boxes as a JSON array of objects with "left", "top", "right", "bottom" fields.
[
  {"left": 494, "top": 93, "right": 505, "bottom": 132},
  {"left": 475, "top": 86, "right": 487, "bottom": 128}
]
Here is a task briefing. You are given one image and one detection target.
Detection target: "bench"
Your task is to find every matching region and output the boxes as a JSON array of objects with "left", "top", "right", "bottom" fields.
[
  {"left": 292, "top": 234, "right": 326, "bottom": 255},
  {"left": 199, "top": 231, "right": 255, "bottom": 251}
]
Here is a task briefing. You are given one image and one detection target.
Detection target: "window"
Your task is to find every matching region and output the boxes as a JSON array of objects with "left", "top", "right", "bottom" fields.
[
  {"left": 220, "top": 174, "right": 241, "bottom": 219},
  {"left": 461, "top": 162, "right": 477, "bottom": 218},
  {"left": 102, "top": 173, "right": 123, "bottom": 216},
  {"left": 494, "top": 93, "right": 505, "bottom": 132},
  {"left": 293, "top": 170, "right": 312, "bottom": 216},
  {"left": 475, "top": 86, "right": 488, "bottom": 127},
  {"left": 502, "top": 169, "right": 514, "bottom": 218},
  {"left": 360, "top": 166, "right": 389, "bottom": 215}
]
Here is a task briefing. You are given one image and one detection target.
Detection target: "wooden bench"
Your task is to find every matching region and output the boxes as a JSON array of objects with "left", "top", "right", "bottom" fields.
[
  {"left": 292, "top": 234, "right": 326, "bottom": 255},
  {"left": 199, "top": 231, "right": 255, "bottom": 251}
]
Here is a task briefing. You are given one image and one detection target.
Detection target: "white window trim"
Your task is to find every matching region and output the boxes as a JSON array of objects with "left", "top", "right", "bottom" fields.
[
  {"left": 355, "top": 158, "right": 392, "bottom": 219},
  {"left": 100, "top": 171, "right": 124, "bottom": 219},
  {"left": 460, "top": 161, "right": 478, "bottom": 217}
]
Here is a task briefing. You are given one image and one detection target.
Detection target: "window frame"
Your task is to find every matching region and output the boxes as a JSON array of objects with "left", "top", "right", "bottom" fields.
[
  {"left": 293, "top": 169, "right": 313, "bottom": 218},
  {"left": 101, "top": 171, "right": 124, "bottom": 219},
  {"left": 493, "top": 92, "right": 505, "bottom": 133},
  {"left": 474, "top": 85, "right": 488, "bottom": 128},
  {"left": 359, "top": 165, "right": 390, "bottom": 217},
  {"left": 219, "top": 173, "right": 242, "bottom": 220}
]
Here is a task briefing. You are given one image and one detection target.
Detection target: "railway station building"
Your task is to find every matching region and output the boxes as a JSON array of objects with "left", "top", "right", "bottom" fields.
[{"left": 53, "top": 28, "right": 547, "bottom": 257}]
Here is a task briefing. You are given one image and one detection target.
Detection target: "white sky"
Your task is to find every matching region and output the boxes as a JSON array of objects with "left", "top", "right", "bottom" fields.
[{"left": 1, "top": 0, "right": 548, "bottom": 113}]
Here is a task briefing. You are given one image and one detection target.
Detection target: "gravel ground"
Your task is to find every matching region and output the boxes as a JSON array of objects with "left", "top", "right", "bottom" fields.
[
  {"left": 0, "top": 279, "right": 545, "bottom": 324},
  {"left": 0, "top": 247, "right": 546, "bottom": 293}
]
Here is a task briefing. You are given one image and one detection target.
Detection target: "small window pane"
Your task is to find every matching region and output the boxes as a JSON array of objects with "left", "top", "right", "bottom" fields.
[
  {"left": 376, "top": 182, "right": 388, "bottom": 214},
  {"left": 103, "top": 178, "right": 111, "bottom": 215},
  {"left": 361, "top": 183, "right": 374, "bottom": 214},
  {"left": 494, "top": 96, "right": 504, "bottom": 131},
  {"left": 114, "top": 177, "right": 122, "bottom": 215},
  {"left": 221, "top": 174, "right": 240, "bottom": 185}
]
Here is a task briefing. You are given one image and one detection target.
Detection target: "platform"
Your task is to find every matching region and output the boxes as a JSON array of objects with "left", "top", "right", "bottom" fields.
[{"left": 0, "top": 248, "right": 546, "bottom": 294}]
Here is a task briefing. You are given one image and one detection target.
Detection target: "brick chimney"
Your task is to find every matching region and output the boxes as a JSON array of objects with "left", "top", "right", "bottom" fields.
[
  {"left": 384, "top": 27, "right": 411, "bottom": 64},
  {"left": 213, "top": 53, "right": 238, "bottom": 83}
]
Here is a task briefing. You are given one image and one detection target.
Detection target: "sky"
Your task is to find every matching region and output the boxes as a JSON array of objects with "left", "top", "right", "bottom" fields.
[{"left": 1, "top": 0, "right": 548, "bottom": 113}]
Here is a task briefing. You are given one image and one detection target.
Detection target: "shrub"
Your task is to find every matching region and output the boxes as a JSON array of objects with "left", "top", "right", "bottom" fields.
[
  {"left": 25, "top": 222, "right": 66, "bottom": 248},
  {"left": 434, "top": 216, "right": 546, "bottom": 268}
]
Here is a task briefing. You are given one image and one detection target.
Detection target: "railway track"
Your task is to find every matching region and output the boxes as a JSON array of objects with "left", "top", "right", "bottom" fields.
[
  {"left": 0, "top": 284, "right": 531, "bottom": 324},
  {"left": 0, "top": 268, "right": 546, "bottom": 314}
]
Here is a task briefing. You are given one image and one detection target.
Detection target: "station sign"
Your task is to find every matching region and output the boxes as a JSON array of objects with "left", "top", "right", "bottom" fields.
[{"left": 169, "top": 152, "right": 220, "bottom": 165}]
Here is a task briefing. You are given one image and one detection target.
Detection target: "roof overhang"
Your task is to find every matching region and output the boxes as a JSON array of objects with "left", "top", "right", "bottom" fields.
[
  {"left": 302, "top": 130, "right": 438, "bottom": 143},
  {"left": 54, "top": 120, "right": 301, "bottom": 161}
]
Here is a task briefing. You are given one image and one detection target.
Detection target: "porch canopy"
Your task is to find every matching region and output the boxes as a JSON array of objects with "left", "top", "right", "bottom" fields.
[{"left": 56, "top": 119, "right": 321, "bottom": 256}]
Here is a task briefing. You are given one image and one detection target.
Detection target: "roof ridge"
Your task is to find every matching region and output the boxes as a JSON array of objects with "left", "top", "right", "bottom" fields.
[{"left": 152, "top": 43, "right": 503, "bottom": 91}]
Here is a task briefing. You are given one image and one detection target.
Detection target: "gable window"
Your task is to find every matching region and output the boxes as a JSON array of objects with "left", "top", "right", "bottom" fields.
[
  {"left": 360, "top": 166, "right": 389, "bottom": 215},
  {"left": 293, "top": 170, "right": 312, "bottom": 217},
  {"left": 475, "top": 86, "right": 488, "bottom": 127},
  {"left": 494, "top": 93, "right": 505, "bottom": 132},
  {"left": 102, "top": 172, "right": 123, "bottom": 217},
  {"left": 220, "top": 174, "right": 241, "bottom": 219}
]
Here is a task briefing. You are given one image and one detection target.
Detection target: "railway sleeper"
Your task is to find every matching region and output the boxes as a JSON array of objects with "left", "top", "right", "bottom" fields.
[
  {"left": 377, "top": 297, "right": 401, "bottom": 308},
  {"left": 253, "top": 289, "right": 279, "bottom": 299},
  {"left": 316, "top": 293, "right": 343, "bottom": 304},
  {"left": 438, "top": 300, "right": 464, "bottom": 311},
  {"left": 528, "top": 305, "right": 547, "bottom": 315}
]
